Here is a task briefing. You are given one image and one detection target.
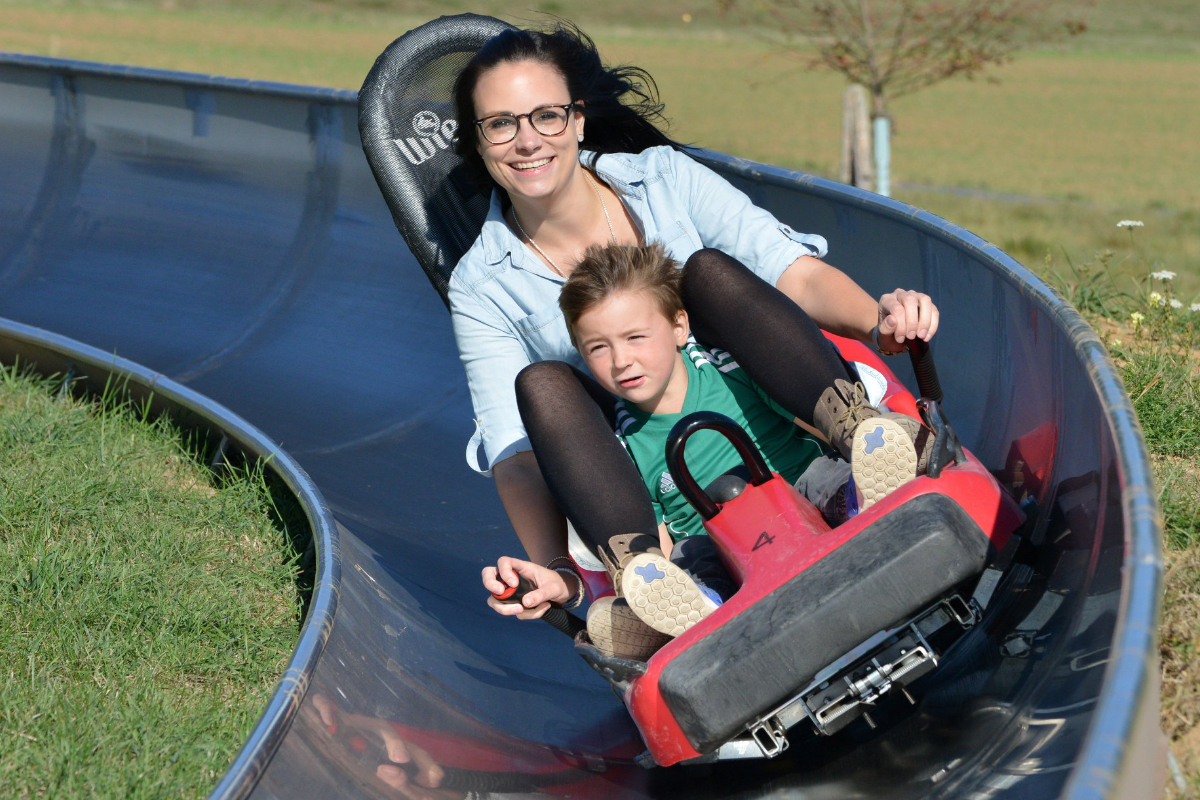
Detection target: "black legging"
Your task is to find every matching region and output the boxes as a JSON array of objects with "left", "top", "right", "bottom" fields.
[{"left": 515, "top": 248, "right": 856, "bottom": 560}]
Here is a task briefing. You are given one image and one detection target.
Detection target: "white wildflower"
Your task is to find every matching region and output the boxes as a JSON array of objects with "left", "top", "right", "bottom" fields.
[
  {"left": 1130, "top": 311, "right": 1145, "bottom": 326},
  {"left": 1192, "top": 303, "right": 1200, "bottom": 313},
  {"left": 1170, "top": 299, "right": 1183, "bottom": 310},
  {"left": 1150, "top": 270, "right": 1177, "bottom": 281},
  {"left": 1149, "top": 291, "right": 1166, "bottom": 307},
  {"left": 1116, "top": 220, "right": 1145, "bottom": 229}
]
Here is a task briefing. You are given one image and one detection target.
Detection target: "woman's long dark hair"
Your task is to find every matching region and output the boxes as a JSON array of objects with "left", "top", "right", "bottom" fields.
[{"left": 453, "top": 22, "right": 685, "bottom": 189}]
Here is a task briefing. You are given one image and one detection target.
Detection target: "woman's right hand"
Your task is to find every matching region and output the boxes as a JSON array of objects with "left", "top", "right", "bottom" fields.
[{"left": 482, "top": 556, "right": 571, "bottom": 620}]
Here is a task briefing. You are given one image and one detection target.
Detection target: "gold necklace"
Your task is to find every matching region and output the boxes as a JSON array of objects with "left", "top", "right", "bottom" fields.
[{"left": 511, "top": 171, "right": 617, "bottom": 278}]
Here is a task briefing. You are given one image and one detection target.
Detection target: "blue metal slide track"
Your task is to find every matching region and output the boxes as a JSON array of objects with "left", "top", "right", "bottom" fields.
[{"left": 0, "top": 52, "right": 1164, "bottom": 800}]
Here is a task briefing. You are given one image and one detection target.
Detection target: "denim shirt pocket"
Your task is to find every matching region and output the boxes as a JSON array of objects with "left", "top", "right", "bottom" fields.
[{"left": 513, "top": 300, "right": 576, "bottom": 363}]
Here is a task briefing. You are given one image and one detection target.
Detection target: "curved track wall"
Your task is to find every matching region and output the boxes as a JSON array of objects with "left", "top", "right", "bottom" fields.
[{"left": 0, "top": 53, "right": 1162, "bottom": 800}]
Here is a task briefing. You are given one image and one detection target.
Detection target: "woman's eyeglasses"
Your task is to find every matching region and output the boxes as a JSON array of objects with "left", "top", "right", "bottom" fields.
[{"left": 474, "top": 104, "right": 576, "bottom": 145}]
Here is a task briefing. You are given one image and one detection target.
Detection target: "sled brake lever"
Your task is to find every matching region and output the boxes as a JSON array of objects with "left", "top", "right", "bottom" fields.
[
  {"left": 492, "top": 575, "right": 587, "bottom": 639},
  {"left": 906, "top": 339, "right": 943, "bottom": 403}
]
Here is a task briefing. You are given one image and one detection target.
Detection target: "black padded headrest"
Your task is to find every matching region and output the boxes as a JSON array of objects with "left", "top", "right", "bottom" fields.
[{"left": 358, "top": 14, "right": 515, "bottom": 306}]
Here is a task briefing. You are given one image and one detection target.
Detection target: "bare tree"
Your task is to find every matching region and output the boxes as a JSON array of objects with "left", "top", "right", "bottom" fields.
[{"left": 719, "top": 0, "right": 1088, "bottom": 193}]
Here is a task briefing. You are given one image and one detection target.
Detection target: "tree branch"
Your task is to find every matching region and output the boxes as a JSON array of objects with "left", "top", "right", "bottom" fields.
[{"left": 719, "top": 0, "right": 1087, "bottom": 111}]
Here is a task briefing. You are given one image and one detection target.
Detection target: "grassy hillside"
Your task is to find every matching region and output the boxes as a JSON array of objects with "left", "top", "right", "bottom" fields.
[
  {"left": 10, "top": 0, "right": 1200, "bottom": 45},
  {"left": 3, "top": 0, "right": 1196, "bottom": 295}
]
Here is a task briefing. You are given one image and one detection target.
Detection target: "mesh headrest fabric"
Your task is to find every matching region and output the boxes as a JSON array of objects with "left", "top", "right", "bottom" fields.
[{"left": 358, "top": 14, "right": 515, "bottom": 305}]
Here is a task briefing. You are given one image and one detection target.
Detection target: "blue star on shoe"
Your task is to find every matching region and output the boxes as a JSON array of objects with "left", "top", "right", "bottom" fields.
[
  {"left": 634, "top": 562, "right": 667, "bottom": 583},
  {"left": 863, "top": 425, "right": 886, "bottom": 454},
  {"left": 621, "top": 553, "right": 720, "bottom": 637}
]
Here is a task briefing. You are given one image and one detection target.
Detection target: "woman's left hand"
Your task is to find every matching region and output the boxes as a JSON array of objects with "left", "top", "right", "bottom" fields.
[{"left": 877, "top": 289, "right": 939, "bottom": 353}]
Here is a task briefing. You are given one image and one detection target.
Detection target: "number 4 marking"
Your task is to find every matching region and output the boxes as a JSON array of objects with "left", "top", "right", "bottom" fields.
[{"left": 753, "top": 531, "right": 775, "bottom": 551}]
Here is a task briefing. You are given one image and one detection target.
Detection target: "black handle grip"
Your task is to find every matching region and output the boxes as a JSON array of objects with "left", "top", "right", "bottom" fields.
[
  {"left": 665, "top": 411, "right": 772, "bottom": 521},
  {"left": 492, "top": 575, "right": 586, "bottom": 639},
  {"left": 491, "top": 574, "right": 536, "bottom": 603},
  {"left": 906, "top": 339, "right": 943, "bottom": 403}
]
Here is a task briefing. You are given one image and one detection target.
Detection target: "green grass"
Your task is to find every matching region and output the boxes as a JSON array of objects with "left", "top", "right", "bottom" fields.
[
  {"left": 13, "top": 0, "right": 1200, "bottom": 46},
  {"left": 1117, "top": 336, "right": 1200, "bottom": 551},
  {"left": 0, "top": 364, "right": 303, "bottom": 799},
  {"left": 1040, "top": 230, "right": 1200, "bottom": 549},
  {"left": 1073, "top": 0, "right": 1200, "bottom": 52},
  {"left": 902, "top": 193, "right": 1200, "bottom": 299},
  {"left": 2, "top": 0, "right": 1197, "bottom": 296},
  {"left": 1052, "top": 263, "right": 1200, "bottom": 792},
  {"left": 1159, "top": 457, "right": 1200, "bottom": 551},
  {"left": 1048, "top": 259, "right": 1200, "bottom": 795},
  {"left": 1120, "top": 344, "right": 1200, "bottom": 463}
]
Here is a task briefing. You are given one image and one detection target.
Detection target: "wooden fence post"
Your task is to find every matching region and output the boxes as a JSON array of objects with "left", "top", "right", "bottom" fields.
[{"left": 840, "top": 84, "right": 874, "bottom": 192}]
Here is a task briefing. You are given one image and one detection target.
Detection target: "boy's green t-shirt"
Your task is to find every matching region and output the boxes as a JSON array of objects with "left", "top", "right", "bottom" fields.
[{"left": 615, "top": 342, "right": 828, "bottom": 541}]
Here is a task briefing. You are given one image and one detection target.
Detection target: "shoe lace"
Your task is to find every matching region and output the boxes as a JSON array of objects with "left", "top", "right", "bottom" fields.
[{"left": 832, "top": 381, "right": 873, "bottom": 434}]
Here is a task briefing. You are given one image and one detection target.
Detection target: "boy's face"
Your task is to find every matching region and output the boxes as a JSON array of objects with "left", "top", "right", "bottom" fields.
[{"left": 573, "top": 289, "right": 690, "bottom": 415}]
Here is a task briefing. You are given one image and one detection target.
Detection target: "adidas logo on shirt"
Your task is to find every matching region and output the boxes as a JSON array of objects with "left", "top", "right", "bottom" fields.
[{"left": 659, "top": 471, "right": 677, "bottom": 495}]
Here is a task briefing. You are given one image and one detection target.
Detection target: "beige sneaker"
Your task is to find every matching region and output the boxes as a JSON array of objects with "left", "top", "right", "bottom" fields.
[
  {"left": 596, "top": 532, "right": 662, "bottom": 590},
  {"left": 620, "top": 553, "right": 721, "bottom": 638},
  {"left": 814, "top": 379, "right": 880, "bottom": 460},
  {"left": 586, "top": 596, "right": 671, "bottom": 661},
  {"left": 851, "top": 414, "right": 932, "bottom": 509}
]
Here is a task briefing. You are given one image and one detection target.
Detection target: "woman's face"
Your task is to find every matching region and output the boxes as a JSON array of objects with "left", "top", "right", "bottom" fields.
[{"left": 472, "top": 60, "right": 585, "bottom": 205}]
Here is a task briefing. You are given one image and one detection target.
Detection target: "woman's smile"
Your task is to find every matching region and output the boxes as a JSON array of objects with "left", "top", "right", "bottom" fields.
[{"left": 510, "top": 157, "right": 554, "bottom": 172}]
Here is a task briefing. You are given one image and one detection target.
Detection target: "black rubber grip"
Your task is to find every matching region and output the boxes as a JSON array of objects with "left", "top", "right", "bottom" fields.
[
  {"left": 492, "top": 574, "right": 586, "bottom": 639},
  {"left": 907, "top": 339, "right": 943, "bottom": 403},
  {"left": 491, "top": 574, "right": 535, "bottom": 603}
]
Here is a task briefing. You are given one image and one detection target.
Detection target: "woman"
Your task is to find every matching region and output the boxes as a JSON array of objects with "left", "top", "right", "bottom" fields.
[{"left": 448, "top": 24, "right": 939, "bottom": 628}]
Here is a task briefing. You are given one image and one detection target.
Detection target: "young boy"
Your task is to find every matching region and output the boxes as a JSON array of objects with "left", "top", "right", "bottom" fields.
[{"left": 559, "top": 242, "right": 928, "bottom": 656}]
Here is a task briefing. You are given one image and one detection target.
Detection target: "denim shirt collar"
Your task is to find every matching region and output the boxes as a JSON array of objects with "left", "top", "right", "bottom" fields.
[{"left": 477, "top": 150, "right": 649, "bottom": 271}]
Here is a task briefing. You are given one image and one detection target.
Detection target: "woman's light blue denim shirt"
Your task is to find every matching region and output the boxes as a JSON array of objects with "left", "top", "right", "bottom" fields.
[{"left": 447, "top": 145, "right": 828, "bottom": 475}]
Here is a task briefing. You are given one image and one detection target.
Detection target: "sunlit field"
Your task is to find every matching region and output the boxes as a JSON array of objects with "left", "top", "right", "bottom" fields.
[{"left": 3, "top": 0, "right": 1197, "bottom": 295}]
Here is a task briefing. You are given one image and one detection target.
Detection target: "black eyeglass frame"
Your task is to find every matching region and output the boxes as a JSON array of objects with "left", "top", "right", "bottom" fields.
[{"left": 472, "top": 103, "right": 578, "bottom": 145}]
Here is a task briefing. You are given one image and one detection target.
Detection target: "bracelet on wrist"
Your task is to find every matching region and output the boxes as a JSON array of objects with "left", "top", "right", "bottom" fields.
[
  {"left": 544, "top": 557, "right": 585, "bottom": 609},
  {"left": 544, "top": 555, "right": 576, "bottom": 572},
  {"left": 552, "top": 567, "right": 585, "bottom": 609},
  {"left": 871, "top": 324, "right": 904, "bottom": 357}
]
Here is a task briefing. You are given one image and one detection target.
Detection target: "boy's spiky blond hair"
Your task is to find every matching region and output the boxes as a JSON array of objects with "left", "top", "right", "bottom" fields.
[{"left": 559, "top": 242, "right": 684, "bottom": 348}]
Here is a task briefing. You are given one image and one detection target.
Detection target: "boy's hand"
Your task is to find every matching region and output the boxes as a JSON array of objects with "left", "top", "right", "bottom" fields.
[{"left": 482, "top": 556, "right": 570, "bottom": 620}]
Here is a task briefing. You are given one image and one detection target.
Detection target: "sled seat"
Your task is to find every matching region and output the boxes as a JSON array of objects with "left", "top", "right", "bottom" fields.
[{"left": 658, "top": 492, "right": 990, "bottom": 753}]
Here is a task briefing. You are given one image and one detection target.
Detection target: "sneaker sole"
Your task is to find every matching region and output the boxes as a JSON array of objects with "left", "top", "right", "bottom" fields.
[
  {"left": 852, "top": 416, "right": 920, "bottom": 510},
  {"left": 587, "top": 597, "right": 671, "bottom": 661},
  {"left": 620, "top": 553, "right": 718, "bottom": 637}
]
